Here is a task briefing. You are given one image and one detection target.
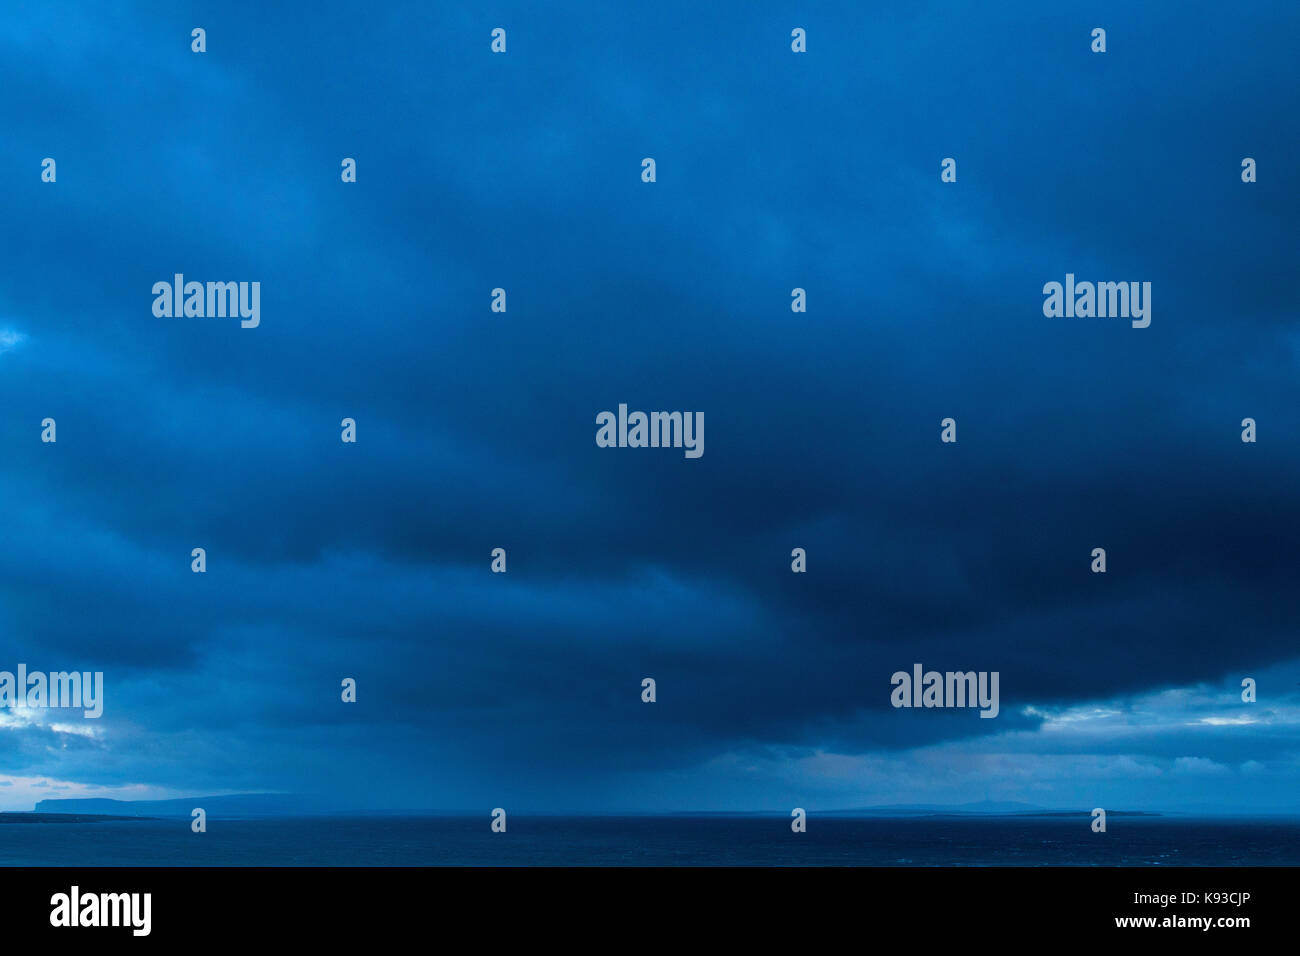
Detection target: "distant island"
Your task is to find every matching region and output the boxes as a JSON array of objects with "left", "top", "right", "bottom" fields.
[
  {"left": 666, "top": 801, "right": 1164, "bottom": 817},
  {"left": 0, "top": 812, "right": 161, "bottom": 824},
  {"left": 20, "top": 796, "right": 1169, "bottom": 820},
  {"left": 824, "top": 801, "right": 1163, "bottom": 817},
  {"left": 32, "top": 793, "right": 321, "bottom": 818}
]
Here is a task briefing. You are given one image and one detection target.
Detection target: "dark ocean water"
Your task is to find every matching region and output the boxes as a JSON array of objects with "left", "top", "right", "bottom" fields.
[{"left": 3, "top": 815, "right": 1299, "bottom": 866}]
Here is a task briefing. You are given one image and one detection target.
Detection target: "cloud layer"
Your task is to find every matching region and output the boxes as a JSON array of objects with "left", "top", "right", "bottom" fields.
[{"left": 0, "top": 0, "right": 1297, "bottom": 812}]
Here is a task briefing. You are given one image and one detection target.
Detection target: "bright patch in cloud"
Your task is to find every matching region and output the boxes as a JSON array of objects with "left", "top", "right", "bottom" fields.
[
  {"left": 0, "top": 775, "right": 179, "bottom": 812},
  {"left": 0, "top": 328, "right": 25, "bottom": 354}
]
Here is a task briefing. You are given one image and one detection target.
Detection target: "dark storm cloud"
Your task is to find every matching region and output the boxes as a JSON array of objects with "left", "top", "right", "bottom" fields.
[{"left": 0, "top": 0, "right": 1296, "bottom": 809}]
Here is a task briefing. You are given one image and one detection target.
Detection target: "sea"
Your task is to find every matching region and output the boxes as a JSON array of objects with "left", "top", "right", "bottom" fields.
[{"left": 2, "top": 814, "right": 1299, "bottom": 866}]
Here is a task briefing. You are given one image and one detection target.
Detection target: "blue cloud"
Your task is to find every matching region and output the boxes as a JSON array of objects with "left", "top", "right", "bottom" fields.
[{"left": 0, "top": 0, "right": 1296, "bottom": 812}]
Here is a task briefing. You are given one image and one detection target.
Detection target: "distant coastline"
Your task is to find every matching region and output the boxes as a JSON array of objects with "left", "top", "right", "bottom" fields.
[
  {"left": 18, "top": 796, "right": 1298, "bottom": 819},
  {"left": 0, "top": 812, "right": 161, "bottom": 824}
]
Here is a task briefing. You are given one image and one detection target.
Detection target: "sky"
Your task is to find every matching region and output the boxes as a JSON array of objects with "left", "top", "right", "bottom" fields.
[{"left": 0, "top": 0, "right": 1297, "bottom": 814}]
